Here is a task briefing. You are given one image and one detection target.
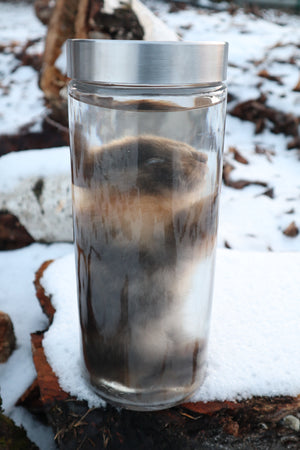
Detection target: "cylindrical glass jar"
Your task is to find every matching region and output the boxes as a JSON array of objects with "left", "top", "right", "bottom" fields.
[{"left": 67, "top": 40, "right": 228, "bottom": 411}]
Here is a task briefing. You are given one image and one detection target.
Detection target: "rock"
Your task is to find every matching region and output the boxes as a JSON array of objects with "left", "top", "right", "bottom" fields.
[
  {"left": 0, "top": 174, "right": 72, "bottom": 243},
  {"left": 283, "top": 415, "right": 300, "bottom": 432},
  {"left": 0, "top": 147, "right": 73, "bottom": 243},
  {"left": 0, "top": 311, "right": 16, "bottom": 363}
]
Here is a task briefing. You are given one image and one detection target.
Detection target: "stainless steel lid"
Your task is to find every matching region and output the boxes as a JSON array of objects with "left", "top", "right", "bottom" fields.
[{"left": 67, "top": 39, "right": 228, "bottom": 85}]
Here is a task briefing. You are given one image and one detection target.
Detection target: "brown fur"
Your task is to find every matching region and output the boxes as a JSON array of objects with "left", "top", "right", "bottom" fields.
[
  {"left": 73, "top": 135, "right": 208, "bottom": 194},
  {"left": 71, "top": 134, "right": 218, "bottom": 391}
]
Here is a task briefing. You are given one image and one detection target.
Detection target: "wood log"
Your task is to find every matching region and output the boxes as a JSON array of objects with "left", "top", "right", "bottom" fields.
[
  {"left": 39, "top": 0, "right": 138, "bottom": 125},
  {"left": 0, "top": 117, "right": 69, "bottom": 156},
  {"left": 20, "top": 260, "right": 300, "bottom": 449},
  {"left": 39, "top": 0, "right": 178, "bottom": 125},
  {"left": 0, "top": 213, "right": 34, "bottom": 250},
  {"left": 40, "top": 0, "right": 82, "bottom": 125}
]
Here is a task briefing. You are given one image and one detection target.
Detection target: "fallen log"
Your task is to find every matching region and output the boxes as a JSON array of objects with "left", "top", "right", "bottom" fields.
[
  {"left": 0, "top": 212, "right": 34, "bottom": 250},
  {"left": 0, "top": 147, "right": 72, "bottom": 244},
  {"left": 39, "top": 0, "right": 178, "bottom": 125},
  {"left": 19, "top": 259, "right": 300, "bottom": 449}
]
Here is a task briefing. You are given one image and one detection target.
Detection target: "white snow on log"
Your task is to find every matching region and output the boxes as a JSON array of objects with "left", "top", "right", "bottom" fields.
[
  {"left": 0, "top": 243, "right": 73, "bottom": 449},
  {"left": 101, "top": 0, "right": 178, "bottom": 41},
  {"left": 102, "top": 0, "right": 124, "bottom": 15},
  {"left": 132, "top": 0, "right": 178, "bottom": 41},
  {"left": 40, "top": 248, "right": 300, "bottom": 407},
  {"left": 0, "top": 147, "right": 72, "bottom": 242}
]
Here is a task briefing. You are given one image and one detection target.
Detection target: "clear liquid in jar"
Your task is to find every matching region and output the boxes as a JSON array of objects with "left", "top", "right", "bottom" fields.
[{"left": 70, "top": 98, "right": 223, "bottom": 410}]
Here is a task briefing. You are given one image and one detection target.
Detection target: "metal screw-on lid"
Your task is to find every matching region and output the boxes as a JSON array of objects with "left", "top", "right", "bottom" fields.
[{"left": 67, "top": 39, "right": 228, "bottom": 86}]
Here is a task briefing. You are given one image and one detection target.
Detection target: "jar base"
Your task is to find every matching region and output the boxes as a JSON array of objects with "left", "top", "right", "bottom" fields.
[{"left": 88, "top": 375, "right": 204, "bottom": 411}]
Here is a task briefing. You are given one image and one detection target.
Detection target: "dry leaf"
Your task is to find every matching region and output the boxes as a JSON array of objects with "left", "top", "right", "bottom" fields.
[
  {"left": 222, "top": 161, "right": 267, "bottom": 190},
  {"left": 229, "top": 146, "right": 249, "bottom": 165},
  {"left": 293, "top": 78, "right": 300, "bottom": 92},
  {"left": 258, "top": 69, "right": 283, "bottom": 85},
  {"left": 230, "top": 94, "right": 299, "bottom": 137},
  {"left": 283, "top": 221, "right": 299, "bottom": 237},
  {"left": 255, "top": 145, "right": 276, "bottom": 162}
]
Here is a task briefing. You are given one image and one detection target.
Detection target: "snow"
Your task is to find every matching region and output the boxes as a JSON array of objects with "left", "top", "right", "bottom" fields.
[
  {"left": 41, "top": 254, "right": 102, "bottom": 405},
  {"left": 0, "top": 2, "right": 46, "bottom": 44},
  {"left": 146, "top": 0, "right": 300, "bottom": 252},
  {"left": 218, "top": 118, "right": 300, "bottom": 251},
  {"left": 0, "top": 147, "right": 73, "bottom": 242},
  {"left": 0, "top": 147, "right": 70, "bottom": 191},
  {"left": 10, "top": 406, "right": 58, "bottom": 450},
  {"left": 40, "top": 248, "right": 300, "bottom": 405},
  {"left": 196, "top": 249, "right": 300, "bottom": 401},
  {"left": 0, "top": 0, "right": 300, "bottom": 447},
  {"left": 0, "top": 1, "right": 47, "bottom": 134},
  {"left": 147, "top": 0, "right": 300, "bottom": 113},
  {"left": 0, "top": 243, "right": 73, "bottom": 449}
]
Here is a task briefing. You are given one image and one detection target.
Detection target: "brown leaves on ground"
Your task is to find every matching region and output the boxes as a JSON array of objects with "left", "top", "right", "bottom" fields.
[
  {"left": 254, "top": 145, "right": 276, "bottom": 162},
  {"left": 223, "top": 160, "right": 268, "bottom": 190},
  {"left": 223, "top": 146, "right": 276, "bottom": 191},
  {"left": 230, "top": 94, "right": 299, "bottom": 141},
  {"left": 229, "top": 146, "right": 249, "bottom": 164},
  {"left": 13, "top": 38, "right": 44, "bottom": 72},
  {"left": 0, "top": 38, "right": 44, "bottom": 73},
  {"left": 258, "top": 69, "right": 283, "bottom": 85}
]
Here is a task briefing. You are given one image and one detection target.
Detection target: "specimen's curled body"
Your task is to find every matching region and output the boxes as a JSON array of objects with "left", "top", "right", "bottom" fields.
[{"left": 71, "top": 134, "right": 219, "bottom": 407}]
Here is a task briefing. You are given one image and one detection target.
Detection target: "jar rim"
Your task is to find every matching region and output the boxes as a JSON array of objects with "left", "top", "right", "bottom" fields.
[{"left": 67, "top": 39, "right": 228, "bottom": 86}]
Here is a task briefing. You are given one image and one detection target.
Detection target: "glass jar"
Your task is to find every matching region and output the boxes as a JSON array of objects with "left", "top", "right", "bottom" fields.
[{"left": 67, "top": 39, "right": 228, "bottom": 411}]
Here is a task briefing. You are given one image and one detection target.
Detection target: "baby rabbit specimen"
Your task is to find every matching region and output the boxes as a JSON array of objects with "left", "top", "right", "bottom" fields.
[{"left": 71, "top": 134, "right": 219, "bottom": 396}]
